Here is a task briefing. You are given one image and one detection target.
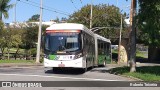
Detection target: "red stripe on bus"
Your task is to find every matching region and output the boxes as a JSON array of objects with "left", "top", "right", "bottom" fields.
[{"left": 46, "top": 30, "right": 80, "bottom": 33}]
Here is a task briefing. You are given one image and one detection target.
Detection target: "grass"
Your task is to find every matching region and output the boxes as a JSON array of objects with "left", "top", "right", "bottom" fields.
[
  {"left": 136, "top": 50, "right": 148, "bottom": 58},
  {"left": 109, "top": 66, "right": 160, "bottom": 81},
  {"left": 112, "top": 49, "right": 148, "bottom": 58},
  {"left": 112, "top": 49, "right": 118, "bottom": 54},
  {"left": 3, "top": 48, "right": 25, "bottom": 54},
  {"left": 0, "top": 60, "right": 35, "bottom": 64}
]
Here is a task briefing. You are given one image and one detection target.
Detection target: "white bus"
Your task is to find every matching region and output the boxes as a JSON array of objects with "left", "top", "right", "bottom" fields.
[{"left": 43, "top": 23, "right": 111, "bottom": 72}]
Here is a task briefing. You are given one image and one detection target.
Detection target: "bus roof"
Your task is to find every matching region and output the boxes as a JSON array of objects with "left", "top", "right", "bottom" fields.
[
  {"left": 94, "top": 34, "right": 111, "bottom": 43},
  {"left": 46, "top": 23, "right": 94, "bottom": 36},
  {"left": 46, "top": 23, "right": 87, "bottom": 30}
]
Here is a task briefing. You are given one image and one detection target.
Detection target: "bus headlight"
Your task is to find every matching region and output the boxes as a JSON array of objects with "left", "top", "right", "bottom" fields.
[
  {"left": 74, "top": 53, "right": 82, "bottom": 60},
  {"left": 44, "top": 54, "right": 49, "bottom": 59}
]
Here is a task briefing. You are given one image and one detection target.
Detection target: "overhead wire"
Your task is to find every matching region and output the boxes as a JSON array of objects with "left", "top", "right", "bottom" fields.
[
  {"left": 26, "top": 0, "right": 70, "bottom": 15},
  {"left": 70, "top": 0, "right": 78, "bottom": 10},
  {"left": 17, "top": 0, "right": 70, "bottom": 16}
]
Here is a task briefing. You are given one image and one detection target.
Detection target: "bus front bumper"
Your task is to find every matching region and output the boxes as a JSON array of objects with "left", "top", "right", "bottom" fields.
[{"left": 44, "top": 57, "right": 86, "bottom": 68}]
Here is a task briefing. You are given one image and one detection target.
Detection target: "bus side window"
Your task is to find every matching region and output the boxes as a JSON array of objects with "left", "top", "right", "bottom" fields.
[{"left": 83, "top": 33, "right": 86, "bottom": 47}]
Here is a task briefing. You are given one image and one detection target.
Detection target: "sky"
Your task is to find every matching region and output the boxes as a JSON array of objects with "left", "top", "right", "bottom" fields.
[{"left": 4, "top": 0, "right": 131, "bottom": 23}]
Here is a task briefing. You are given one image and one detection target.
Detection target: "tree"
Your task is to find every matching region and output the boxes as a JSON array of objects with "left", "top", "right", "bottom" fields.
[
  {"left": 28, "top": 14, "right": 40, "bottom": 22},
  {"left": 0, "top": 21, "right": 6, "bottom": 57},
  {"left": 22, "top": 23, "right": 39, "bottom": 50},
  {"left": 60, "top": 17, "right": 67, "bottom": 23},
  {"left": 54, "top": 17, "right": 60, "bottom": 23},
  {"left": 68, "top": 4, "right": 126, "bottom": 38},
  {"left": 129, "top": 0, "right": 137, "bottom": 72},
  {"left": 5, "top": 28, "right": 12, "bottom": 60},
  {"left": 0, "top": 0, "right": 13, "bottom": 21},
  {"left": 61, "top": 17, "right": 67, "bottom": 21},
  {"left": 11, "top": 28, "right": 23, "bottom": 60},
  {"left": 137, "top": 0, "right": 160, "bottom": 62},
  {"left": 21, "top": 23, "right": 48, "bottom": 60}
]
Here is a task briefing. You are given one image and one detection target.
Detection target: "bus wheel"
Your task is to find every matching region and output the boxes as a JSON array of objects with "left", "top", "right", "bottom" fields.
[
  {"left": 82, "top": 63, "right": 87, "bottom": 73},
  {"left": 52, "top": 67, "right": 58, "bottom": 72},
  {"left": 82, "top": 67, "right": 87, "bottom": 73}
]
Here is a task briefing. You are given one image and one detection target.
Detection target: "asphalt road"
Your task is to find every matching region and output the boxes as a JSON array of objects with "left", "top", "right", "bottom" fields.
[{"left": 0, "top": 66, "right": 159, "bottom": 90}]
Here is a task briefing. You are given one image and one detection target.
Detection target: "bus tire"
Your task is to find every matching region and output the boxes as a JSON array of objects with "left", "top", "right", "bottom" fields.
[
  {"left": 82, "top": 67, "right": 87, "bottom": 73},
  {"left": 52, "top": 67, "right": 57, "bottom": 72}
]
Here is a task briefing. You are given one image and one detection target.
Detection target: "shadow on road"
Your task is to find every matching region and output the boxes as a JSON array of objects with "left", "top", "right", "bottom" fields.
[
  {"left": 44, "top": 68, "right": 92, "bottom": 75},
  {"left": 90, "top": 67, "right": 110, "bottom": 73}
]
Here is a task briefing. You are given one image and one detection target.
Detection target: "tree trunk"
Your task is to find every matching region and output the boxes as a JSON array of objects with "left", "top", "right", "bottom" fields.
[
  {"left": 129, "top": 0, "right": 137, "bottom": 72},
  {"left": 7, "top": 48, "right": 10, "bottom": 60},
  {"left": 15, "top": 46, "right": 20, "bottom": 60},
  {"left": 0, "top": 47, "right": 5, "bottom": 56}
]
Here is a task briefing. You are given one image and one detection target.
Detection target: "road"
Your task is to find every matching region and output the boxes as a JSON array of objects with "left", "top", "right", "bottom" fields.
[{"left": 0, "top": 66, "right": 159, "bottom": 90}]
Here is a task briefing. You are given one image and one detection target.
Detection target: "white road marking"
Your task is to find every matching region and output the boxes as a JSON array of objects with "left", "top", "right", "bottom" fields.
[{"left": 0, "top": 73, "right": 125, "bottom": 81}]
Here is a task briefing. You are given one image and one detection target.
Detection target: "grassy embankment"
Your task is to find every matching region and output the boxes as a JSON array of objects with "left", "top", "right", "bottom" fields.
[
  {"left": 111, "top": 49, "right": 160, "bottom": 81},
  {"left": 110, "top": 66, "right": 160, "bottom": 81}
]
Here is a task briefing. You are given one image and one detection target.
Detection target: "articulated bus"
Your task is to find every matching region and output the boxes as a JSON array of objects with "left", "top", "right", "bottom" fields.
[
  {"left": 94, "top": 34, "right": 112, "bottom": 67},
  {"left": 43, "top": 23, "right": 111, "bottom": 72}
]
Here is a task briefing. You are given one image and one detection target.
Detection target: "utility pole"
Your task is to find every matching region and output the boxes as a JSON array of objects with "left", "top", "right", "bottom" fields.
[
  {"left": 14, "top": 0, "right": 17, "bottom": 23},
  {"left": 118, "top": 14, "right": 123, "bottom": 64},
  {"left": 90, "top": 0, "right": 93, "bottom": 29},
  {"left": 36, "top": 0, "right": 43, "bottom": 63},
  {"left": 129, "top": 0, "right": 137, "bottom": 72}
]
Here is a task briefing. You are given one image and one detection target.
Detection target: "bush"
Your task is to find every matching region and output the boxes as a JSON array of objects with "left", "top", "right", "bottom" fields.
[{"left": 28, "top": 48, "right": 37, "bottom": 57}]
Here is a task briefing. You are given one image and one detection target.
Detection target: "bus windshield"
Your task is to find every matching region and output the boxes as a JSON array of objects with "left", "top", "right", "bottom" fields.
[{"left": 45, "top": 32, "right": 82, "bottom": 53}]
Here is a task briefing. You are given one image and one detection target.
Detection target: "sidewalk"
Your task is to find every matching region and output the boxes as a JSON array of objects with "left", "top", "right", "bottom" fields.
[{"left": 0, "top": 63, "right": 43, "bottom": 68}]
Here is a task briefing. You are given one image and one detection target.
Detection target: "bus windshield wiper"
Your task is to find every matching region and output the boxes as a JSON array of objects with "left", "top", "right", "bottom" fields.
[{"left": 58, "top": 45, "right": 72, "bottom": 55}]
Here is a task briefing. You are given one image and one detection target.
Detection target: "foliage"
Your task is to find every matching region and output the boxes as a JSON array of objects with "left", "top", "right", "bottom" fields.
[
  {"left": 68, "top": 4, "right": 127, "bottom": 39},
  {"left": 0, "top": 20, "right": 3, "bottom": 29},
  {"left": 10, "top": 28, "right": 23, "bottom": 47},
  {"left": 0, "top": 22, "right": 47, "bottom": 60},
  {"left": 0, "top": 21, "right": 6, "bottom": 55},
  {"left": 54, "top": 17, "right": 60, "bottom": 23},
  {"left": 21, "top": 23, "right": 48, "bottom": 49},
  {"left": 1, "top": 27, "right": 23, "bottom": 59},
  {"left": 61, "top": 17, "right": 67, "bottom": 21},
  {"left": 28, "top": 48, "right": 37, "bottom": 57},
  {"left": 28, "top": 14, "right": 40, "bottom": 22},
  {"left": 22, "top": 23, "right": 39, "bottom": 49},
  {"left": 0, "top": 0, "right": 14, "bottom": 20},
  {"left": 137, "top": 0, "right": 160, "bottom": 46}
]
